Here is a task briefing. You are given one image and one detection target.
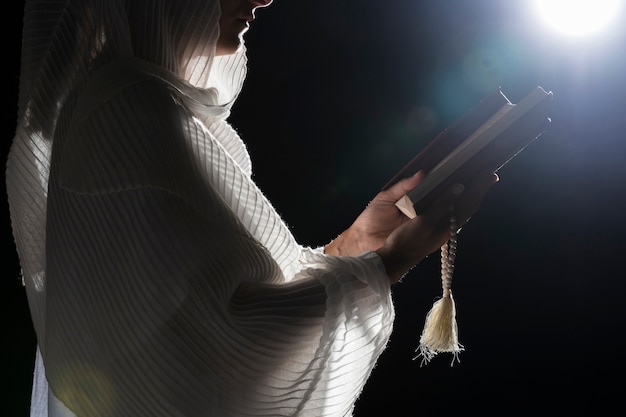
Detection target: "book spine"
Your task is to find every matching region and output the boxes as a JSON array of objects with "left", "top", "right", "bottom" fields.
[
  {"left": 381, "top": 89, "right": 510, "bottom": 190},
  {"left": 409, "top": 98, "right": 551, "bottom": 215}
]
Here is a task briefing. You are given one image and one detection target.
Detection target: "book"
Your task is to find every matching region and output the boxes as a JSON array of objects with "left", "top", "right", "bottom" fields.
[{"left": 384, "top": 86, "right": 553, "bottom": 218}]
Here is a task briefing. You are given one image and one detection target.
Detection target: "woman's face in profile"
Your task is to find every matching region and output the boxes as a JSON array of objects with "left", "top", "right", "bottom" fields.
[{"left": 217, "top": 0, "right": 273, "bottom": 55}]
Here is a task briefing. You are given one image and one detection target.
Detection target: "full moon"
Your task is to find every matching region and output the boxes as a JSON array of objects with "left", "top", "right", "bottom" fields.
[{"left": 535, "top": 0, "right": 621, "bottom": 36}]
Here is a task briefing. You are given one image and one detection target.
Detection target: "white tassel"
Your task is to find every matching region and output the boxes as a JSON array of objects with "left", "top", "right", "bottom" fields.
[{"left": 415, "top": 214, "right": 463, "bottom": 365}]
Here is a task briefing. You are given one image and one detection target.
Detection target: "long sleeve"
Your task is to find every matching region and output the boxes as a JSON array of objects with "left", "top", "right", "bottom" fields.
[{"left": 35, "top": 67, "right": 395, "bottom": 417}]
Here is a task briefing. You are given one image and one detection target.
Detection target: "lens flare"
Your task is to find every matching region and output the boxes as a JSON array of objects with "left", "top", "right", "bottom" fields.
[{"left": 535, "top": 0, "right": 621, "bottom": 36}]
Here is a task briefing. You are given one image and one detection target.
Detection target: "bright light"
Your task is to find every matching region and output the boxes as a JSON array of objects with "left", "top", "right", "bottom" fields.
[{"left": 535, "top": 0, "right": 621, "bottom": 37}]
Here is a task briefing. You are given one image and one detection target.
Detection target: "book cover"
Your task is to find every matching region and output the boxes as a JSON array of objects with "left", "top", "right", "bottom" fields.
[{"left": 385, "top": 86, "right": 553, "bottom": 218}]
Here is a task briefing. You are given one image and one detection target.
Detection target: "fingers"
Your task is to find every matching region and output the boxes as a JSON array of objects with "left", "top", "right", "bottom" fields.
[
  {"left": 454, "top": 171, "right": 499, "bottom": 228},
  {"left": 415, "top": 170, "right": 497, "bottom": 236},
  {"left": 384, "top": 171, "right": 426, "bottom": 200},
  {"left": 378, "top": 170, "right": 498, "bottom": 284},
  {"left": 418, "top": 182, "right": 465, "bottom": 235}
]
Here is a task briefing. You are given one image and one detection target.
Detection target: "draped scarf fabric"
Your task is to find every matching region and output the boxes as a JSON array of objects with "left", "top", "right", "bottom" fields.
[{"left": 7, "top": 1, "right": 396, "bottom": 416}]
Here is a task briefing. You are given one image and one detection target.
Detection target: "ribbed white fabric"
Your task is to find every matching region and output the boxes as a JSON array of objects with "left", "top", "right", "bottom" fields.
[{"left": 7, "top": 2, "right": 395, "bottom": 416}]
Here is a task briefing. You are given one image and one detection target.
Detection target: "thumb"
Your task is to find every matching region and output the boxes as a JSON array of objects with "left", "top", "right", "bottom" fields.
[{"left": 385, "top": 170, "right": 425, "bottom": 200}]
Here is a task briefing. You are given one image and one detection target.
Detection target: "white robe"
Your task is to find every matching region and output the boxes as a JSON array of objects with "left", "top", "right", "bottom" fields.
[{"left": 8, "top": 57, "right": 395, "bottom": 417}]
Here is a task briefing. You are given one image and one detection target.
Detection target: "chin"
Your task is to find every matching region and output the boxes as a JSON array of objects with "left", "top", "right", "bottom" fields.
[{"left": 216, "top": 36, "right": 245, "bottom": 56}]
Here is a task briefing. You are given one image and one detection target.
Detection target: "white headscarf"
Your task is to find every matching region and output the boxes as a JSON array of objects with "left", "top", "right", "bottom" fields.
[
  {"left": 7, "top": 1, "right": 249, "bottom": 412},
  {"left": 8, "top": 0, "right": 248, "bottom": 331}
]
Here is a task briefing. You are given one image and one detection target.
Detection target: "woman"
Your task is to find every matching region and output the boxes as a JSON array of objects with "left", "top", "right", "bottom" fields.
[{"left": 6, "top": 0, "right": 497, "bottom": 416}]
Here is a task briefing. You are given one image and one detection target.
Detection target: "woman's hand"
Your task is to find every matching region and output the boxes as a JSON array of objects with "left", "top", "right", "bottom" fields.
[
  {"left": 325, "top": 170, "right": 498, "bottom": 284},
  {"left": 325, "top": 171, "right": 426, "bottom": 257}
]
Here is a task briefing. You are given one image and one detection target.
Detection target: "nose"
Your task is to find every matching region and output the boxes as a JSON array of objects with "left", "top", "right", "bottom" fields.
[{"left": 250, "top": 0, "right": 273, "bottom": 9}]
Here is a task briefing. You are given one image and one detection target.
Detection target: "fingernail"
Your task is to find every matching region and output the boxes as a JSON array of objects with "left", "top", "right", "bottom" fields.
[{"left": 451, "top": 183, "right": 464, "bottom": 195}]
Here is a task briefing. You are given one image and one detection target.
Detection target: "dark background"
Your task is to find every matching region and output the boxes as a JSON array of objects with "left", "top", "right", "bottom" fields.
[{"left": 4, "top": 1, "right": 626, "bottom": 416}]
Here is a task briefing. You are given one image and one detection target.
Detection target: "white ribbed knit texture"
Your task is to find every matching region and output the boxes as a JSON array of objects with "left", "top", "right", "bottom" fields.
[{"left": 7, "top": 1, "right": 395, "bottom": 416}]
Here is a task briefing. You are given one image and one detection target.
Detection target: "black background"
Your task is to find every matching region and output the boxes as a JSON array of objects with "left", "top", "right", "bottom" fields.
[{"left": 4, "top": 1, "right": 626, "bottom": 416}]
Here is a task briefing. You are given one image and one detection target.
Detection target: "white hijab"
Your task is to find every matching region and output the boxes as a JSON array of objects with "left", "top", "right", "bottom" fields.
[
  {"left": 8, "top": 0, "right": 249, "bottom": 329},
  {"left": 8, "top": 1, "right": 248, "bottom": 413}
]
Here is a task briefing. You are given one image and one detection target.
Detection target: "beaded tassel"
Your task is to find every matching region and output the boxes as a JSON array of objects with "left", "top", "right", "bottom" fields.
[{"left": 415, "top": 214, "right": 463, "bottom": 365}]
